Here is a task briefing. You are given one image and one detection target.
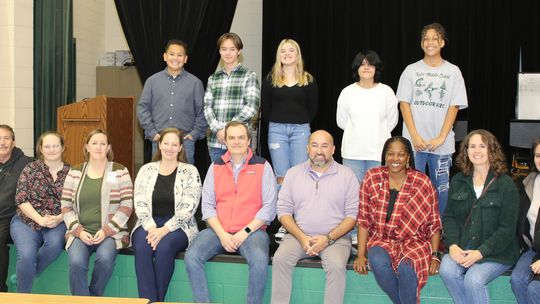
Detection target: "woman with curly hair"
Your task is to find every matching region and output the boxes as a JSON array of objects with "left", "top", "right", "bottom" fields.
[{"left": 439, "top": 129, "right": 520, "bottom": 304}]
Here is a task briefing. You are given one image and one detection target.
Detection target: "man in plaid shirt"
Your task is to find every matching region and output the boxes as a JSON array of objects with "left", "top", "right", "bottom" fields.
[{"left": 204, "top": 32, "right": 260, "bottom": 162}]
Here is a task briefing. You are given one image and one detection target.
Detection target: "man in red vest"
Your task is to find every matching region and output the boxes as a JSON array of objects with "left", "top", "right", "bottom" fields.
[{"left": 185, "top": 121, "right": 277, "bottom": 304}]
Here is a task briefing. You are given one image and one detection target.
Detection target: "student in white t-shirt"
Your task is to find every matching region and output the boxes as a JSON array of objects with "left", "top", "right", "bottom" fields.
[{"left": 396, "top": 23, "right": 468, "bottom": 214}]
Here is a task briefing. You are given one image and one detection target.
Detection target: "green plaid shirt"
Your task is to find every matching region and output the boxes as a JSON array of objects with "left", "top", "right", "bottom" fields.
[{"left": 204, "top": 64, "right": 260, "bottom": 149}]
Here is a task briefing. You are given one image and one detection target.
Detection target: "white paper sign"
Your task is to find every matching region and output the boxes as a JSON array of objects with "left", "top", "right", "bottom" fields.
[{"left": 518, "top": 73, "right": 540, "bottom": 119}]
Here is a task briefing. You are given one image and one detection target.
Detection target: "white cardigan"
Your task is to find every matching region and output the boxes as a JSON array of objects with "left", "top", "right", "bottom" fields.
[{"left": 132, "top": 161, "right": 202, "bottom": 244}]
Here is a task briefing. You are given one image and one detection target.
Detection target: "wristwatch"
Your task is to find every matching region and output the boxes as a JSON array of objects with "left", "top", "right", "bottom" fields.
[
  {"left": 244, "top": 226, "right": 252, "bottom": 234},
  {"left": 326, "top": 234, "right": 335, "bottom": 245},
  {"left": 432, "top": 251, "right": 442, "bottom": 260}
]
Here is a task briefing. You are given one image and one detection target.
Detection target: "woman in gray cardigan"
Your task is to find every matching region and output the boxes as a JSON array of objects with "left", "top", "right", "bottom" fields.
[{"left": 132, "top": 128, "right": 202, "bottom": 302}]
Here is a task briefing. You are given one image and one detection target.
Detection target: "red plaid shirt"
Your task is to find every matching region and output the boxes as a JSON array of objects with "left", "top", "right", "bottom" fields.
[{"left": 358, "top": 167, "right": 441, "bottom": 300}]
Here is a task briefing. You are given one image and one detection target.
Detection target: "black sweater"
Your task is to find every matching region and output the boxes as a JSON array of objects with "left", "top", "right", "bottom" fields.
[
  {"left": 0, "top": 147, "right": 31, "bottom": 220},
  {"left": 261, "top": 76, "right": 318, "bottom": 124}
]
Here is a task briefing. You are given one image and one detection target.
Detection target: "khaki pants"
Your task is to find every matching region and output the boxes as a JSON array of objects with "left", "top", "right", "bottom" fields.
[{"left": 271, "top": 234, "right": 351, "bottom": 304}]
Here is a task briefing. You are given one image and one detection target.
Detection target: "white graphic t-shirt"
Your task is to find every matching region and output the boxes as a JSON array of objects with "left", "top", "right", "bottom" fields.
[{"left": 396, "top": 59, "right": 468, "bottom": 155}]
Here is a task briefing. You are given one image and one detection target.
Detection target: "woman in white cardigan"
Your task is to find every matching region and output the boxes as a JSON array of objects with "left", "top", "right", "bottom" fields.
[{"left": 132, "top": 128, "right": 202, "bottom": 302}]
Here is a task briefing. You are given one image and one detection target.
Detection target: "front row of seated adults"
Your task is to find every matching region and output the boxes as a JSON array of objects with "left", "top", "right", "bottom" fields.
[{"left": 3, "top": 121, "right": 540, "bottom": 304}]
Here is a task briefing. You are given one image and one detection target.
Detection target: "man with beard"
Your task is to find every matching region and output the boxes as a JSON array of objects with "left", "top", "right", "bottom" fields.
[
  {"left": 0, "top": 125, "right": 31, "bottom": 291},
  {"left": 271, "top": 130, "right": 359, "bottom": 304}
]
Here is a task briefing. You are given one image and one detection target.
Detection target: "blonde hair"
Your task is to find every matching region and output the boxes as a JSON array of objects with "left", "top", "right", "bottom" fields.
[{"left": 270, "top": 39, "right": 313, "bottom": 87}]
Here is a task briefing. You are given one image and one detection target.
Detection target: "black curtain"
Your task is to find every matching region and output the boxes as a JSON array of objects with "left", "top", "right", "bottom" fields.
[
  {"left": 262, "top": 0, "right": 540, "bottom": 162},
  {"left": 114, "top": 0, "right": 238, "bottom": 176}
]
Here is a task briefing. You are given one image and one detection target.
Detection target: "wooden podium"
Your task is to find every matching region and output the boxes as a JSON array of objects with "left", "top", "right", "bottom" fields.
[{"left": 57, "top": 95, "right": 135, "bottom": 175}]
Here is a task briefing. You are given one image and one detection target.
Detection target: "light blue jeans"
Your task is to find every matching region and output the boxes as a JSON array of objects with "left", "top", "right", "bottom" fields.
[
  {"left": 342, "top": 159, "right": 380, "bottom": 184},
  {"left": 152, "top": 137, "right": 196, "bottom": 164},
  {"left": 268, "top": 122, "right": 310, "bottom": 178},
  {"left": 67, "top": 237, "right": 118, "bottom": 296},
  {"left": 342, "top": 159, "right": 379, "bottom": 239},
  {"left": 439, "top": 254, "right": 511, "bottom": 304},
  {"left": 414, "top": 152, "right": 452, "bottom": 215},
  {"left": 368, "top": 246, "right": 418, "bottom": 304},
  {"left": 510, "top": 248, "right": 540, "bottom": 304},
  {"left": 9, "top": 214, "right": 66, "bottom": 293},
  {"left": 184, "top": 228, "right": 270, "bottom": 304}
]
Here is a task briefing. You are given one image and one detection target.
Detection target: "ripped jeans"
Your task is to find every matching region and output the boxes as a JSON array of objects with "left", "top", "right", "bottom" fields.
[
  {"left": 268, "top": 122, "right": 310, "bottom": 179},
  {"left": 414, "top": 152, "right": 452, "bottom": 215}
]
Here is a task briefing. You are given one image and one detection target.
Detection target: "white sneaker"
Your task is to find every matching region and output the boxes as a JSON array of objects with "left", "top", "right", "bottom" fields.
[{"left": 274, "top": 226, "right": 287, "bottom": 244}]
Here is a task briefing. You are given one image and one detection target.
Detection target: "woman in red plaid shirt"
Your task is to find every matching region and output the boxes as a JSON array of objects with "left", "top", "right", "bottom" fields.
[{"left": 354, "top": 136, "right": 442, "bottom": 303}]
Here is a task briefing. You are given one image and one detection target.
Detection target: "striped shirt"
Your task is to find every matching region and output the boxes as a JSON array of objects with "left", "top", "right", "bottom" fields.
[
  {"left": 61, "top": 161, "right": 133, "bottom": 250},
  {"left": 203, "top": 64, "right": 260, "bottom": 149},
  {"left": 358, "top": 166, "right": 441, "bottom": 300}
]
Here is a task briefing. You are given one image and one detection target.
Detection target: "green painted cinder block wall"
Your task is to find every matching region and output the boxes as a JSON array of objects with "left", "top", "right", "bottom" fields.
[{"left": 6, "top": 247, "right": 516, "bottom": 303}]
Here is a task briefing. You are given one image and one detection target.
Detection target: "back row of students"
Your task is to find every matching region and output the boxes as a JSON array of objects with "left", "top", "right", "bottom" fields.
[{"left": 138, "top": 23, "right": 465, "bottom": 214}]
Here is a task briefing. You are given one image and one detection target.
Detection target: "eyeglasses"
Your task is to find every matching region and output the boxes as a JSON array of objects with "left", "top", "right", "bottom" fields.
[{"left": 42, "top": 144, "right": 61, "bottom": 150}]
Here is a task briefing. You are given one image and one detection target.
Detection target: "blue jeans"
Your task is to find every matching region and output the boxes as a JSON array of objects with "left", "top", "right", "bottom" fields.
[
  {"left": 510, "top": 248, "right": 540, "bottom": 304},
  {"left": 439, "top": 254, "right": 511, "bottom": 304},
  {"left": 208, "top": 147, "right": 227, "bottom": 163},
  {"left": 342, "top": 159, "right": 380, "bottom": 184},
  {"left": 184, "top": 228, "right": 270, "bottom": 304},
  {"left": 368, "top": 246, "right": 418, "bottom": 304},
  {"left": 67, "top": 237, "right": 118, "bottom": 296},
  {"left": 342, "top": 159, "right": 380, "bottom": 239},
  {"left": 9, "top": 214, "right": 66, "bottom": 293},
  {"left": 132, "top": 216, "right": 189, "bottom": 302},
  {"left": 414, "top": 152, "right": 452, "bottom": 215},
  {"left": 268, "top": 122, "right": 310, "bottom": 178},
  {"left": 152, "top": 138, "right": 196, "bottom": 164}
]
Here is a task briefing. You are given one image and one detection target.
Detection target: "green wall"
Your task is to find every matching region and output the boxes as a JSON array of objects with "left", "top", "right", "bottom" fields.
[{"left": 7, "top": 246, "right": 516, "bottom": 303}]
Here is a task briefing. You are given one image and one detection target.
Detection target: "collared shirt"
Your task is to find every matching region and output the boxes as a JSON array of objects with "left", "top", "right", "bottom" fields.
[
  {"left": 201, "top": 153, "right": 276, "bottom": 224},
  {"left": 443, "top": 171, "right": 519, "bottom": 265},
  {"left": 277, "top": 160, "right": 359, "bottom": 236},
  {"left": 203, "top": 64, "right": 260, "bottom": 149},
  {"left": 358, "top": 166, "right": 441, "bottom": 299},
  {"left": 15, "top": 159, "right": 70, "bottom": 230},
  {"left": 137, "top": 68, "right": 207, "bottom": 140}
]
